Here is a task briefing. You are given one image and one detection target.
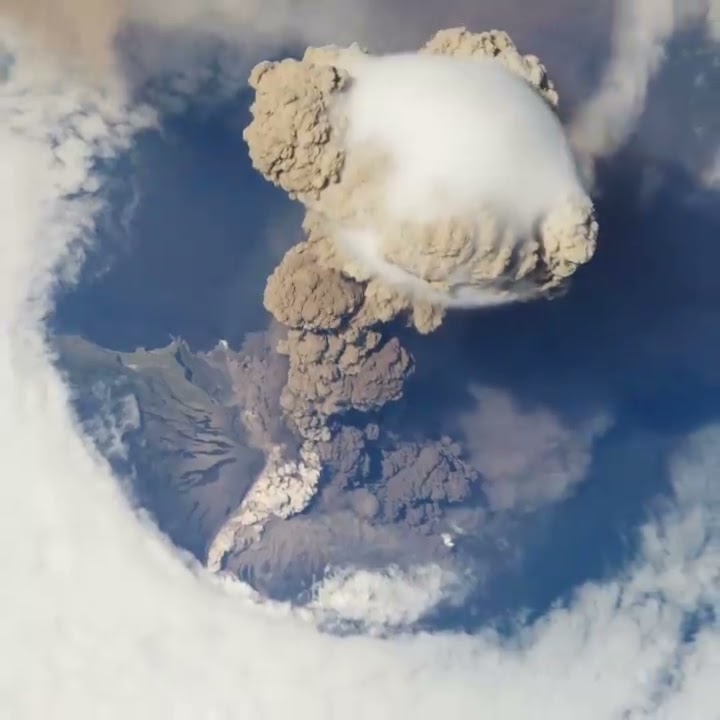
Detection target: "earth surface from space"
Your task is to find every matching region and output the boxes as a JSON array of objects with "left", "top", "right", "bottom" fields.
[{"left": 43, "top": 2, "right": 720, "bottom": 633}]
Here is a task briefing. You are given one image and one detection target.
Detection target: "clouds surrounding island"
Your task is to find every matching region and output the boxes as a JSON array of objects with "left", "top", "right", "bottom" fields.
[{"left": 0, "top": 2, "right": 719, "bottom": 719}]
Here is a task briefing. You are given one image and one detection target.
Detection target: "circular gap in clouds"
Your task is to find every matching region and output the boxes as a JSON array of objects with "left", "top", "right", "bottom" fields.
[
  {"left": 44, "top": 24, "right": 720, "bottom": 637},
  {"left": 4, "top": 17, "right": 719, "bottom": 719},
  {"left": 46, "top": 74, "right": 649, "bottom": 628}
]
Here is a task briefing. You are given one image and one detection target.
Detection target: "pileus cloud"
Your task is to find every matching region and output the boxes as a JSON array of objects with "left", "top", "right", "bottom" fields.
[{"left": 247, "top": 29, "right": 598, "bottom": 313}]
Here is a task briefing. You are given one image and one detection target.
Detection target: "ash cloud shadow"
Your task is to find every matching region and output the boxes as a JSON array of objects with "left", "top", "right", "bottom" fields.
[
  {"left": 396, "top": 33, "right": 720, "bottom": 627},
  {"left": 403, "top": 151, "right": 720, "bottom": 431},
  {"left": 404, "top": 148, "right": 720, "bottom": 624},
  {"left": 401, "top": 27, "right": 720, "bottom": 432}
]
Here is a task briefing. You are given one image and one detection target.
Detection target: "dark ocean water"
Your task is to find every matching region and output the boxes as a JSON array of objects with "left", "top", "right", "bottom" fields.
[{"left": 52, "top": 94, "right": 297, "bottom": 352}]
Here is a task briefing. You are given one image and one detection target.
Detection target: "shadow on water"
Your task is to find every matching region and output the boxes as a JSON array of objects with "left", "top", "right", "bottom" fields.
[
  {"left": 402, "top": 27, "right": 720, "bottom": 438},
  {"left": 402, "top": 148, "right": 720, "bottom": 434},
  {"left": 51, "top": 92, "right": 300, "bottom": 352},
  {"left": 409, "top": 32, "right": 720, "bottom": 629}
]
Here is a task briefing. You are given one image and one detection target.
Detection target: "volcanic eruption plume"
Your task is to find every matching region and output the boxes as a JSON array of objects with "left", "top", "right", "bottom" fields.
[
  {"left": 244, "top": 27, "right": 597, "bottom": 443},
  {"left": 206, "top": 27, "right": 600, "bottom": 574}
]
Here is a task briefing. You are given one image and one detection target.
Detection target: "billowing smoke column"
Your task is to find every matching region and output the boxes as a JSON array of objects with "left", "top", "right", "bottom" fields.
[{"left": 244, "top": 27, "right": 598, "bottom": 445}]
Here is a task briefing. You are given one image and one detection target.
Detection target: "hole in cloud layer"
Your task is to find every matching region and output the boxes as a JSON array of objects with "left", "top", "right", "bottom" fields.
[
  {"left": 2, "top": 3, "right": 720, "bottom": 717},
  {"left": 47, "top": 18, "right": 720, "bottom": 625}
]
